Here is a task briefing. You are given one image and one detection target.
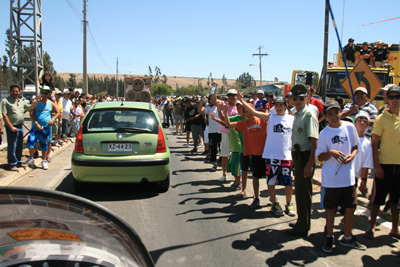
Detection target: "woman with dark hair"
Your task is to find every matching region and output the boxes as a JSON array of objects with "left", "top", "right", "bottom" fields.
[{"left": 40, "top": 72, "right": 55, "bottom": 91}]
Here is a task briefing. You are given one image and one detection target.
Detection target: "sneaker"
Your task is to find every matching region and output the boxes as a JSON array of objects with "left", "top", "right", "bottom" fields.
[
  {"left": 33, "top": 151, "right": 39, "bottom": 159},
  {"left": 250, "top": 198, "right": 260, "bottom": 209},
  {"left": 190, "top": 148, "right": 197, "bottom": 153},
  {"left": 285, "top": 203, "right": 296, "bottom": 216},
  {"left": 201, "top": 150, "right": 208, "bottom": 155},
  {"left": 218, "top": 175, "right": 226, "bottom": 182},
  {"left": 340, "top": 237, "right": 366, "bottom": 250},
  {"left": 271, "top": 202, "right": 284, "bottom": 215},
  {"left": 323, "top": 236, "right": 334, "bottom": 253},
  {"left": 184, "top": 144, "right": 189, "bottom": 148},
  {"left": 198, "top": 143, "right": 203, "bottom": 147},
  {"left": 211, "top": 163, "right": 218, "bottom": 171},
  {"left": 230, "top": 182, "right": 241, "bottom": 190},
  {"left": 25, "top": 157, "right": 35, "bottom": 167},
  {"left": 41, "top": 160, "right": 49, "bottom": 170}
]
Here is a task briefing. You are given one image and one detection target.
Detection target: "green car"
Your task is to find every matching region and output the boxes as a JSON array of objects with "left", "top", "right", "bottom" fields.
[{"left": 71, "top": 101, "right": 170, "bottom": 193}]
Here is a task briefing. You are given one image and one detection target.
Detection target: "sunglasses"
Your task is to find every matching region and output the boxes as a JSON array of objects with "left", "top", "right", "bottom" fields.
[
  {"left": 388, "top": 95, "right": 400, "bottom": 100},
  {"left": 293, "top": 96, "right": 305, "bottom": 101},
  {"left": 41, "top": 91, "right": 49, "bottom": 95}
]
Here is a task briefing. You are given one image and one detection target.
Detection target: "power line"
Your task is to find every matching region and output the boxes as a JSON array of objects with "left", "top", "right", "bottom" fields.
[{"left": 65, "top": 0, "right": 82, "bottom": 21}]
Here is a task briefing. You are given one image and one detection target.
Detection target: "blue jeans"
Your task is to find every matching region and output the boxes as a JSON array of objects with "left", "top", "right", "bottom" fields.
[
  {"left": 166, "top": 111, "right": 174, "bottom": 126},
  {"left": 6, "top": 125, "right": 24, "bottom": 166}
]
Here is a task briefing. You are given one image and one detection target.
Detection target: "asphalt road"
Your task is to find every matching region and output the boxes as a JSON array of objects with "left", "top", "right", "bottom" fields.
[{"left": 3, "top": 126, "right": 400, "bottom": 266}]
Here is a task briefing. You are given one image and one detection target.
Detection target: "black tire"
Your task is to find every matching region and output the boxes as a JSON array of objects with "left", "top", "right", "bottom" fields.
[
  {"left": 157, "top": 174, "right": 170, "bottom": 193},
  {"left": 72, "top": 177, "right": 87, "bottom": 193}
]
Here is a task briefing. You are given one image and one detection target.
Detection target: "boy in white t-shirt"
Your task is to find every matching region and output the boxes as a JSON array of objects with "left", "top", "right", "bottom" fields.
[
  {"left": 353, "top": 111, "right": 374, "bottom": 196},
  {"left": 316, "top": 100, "right": 366, "bottom": 253}
]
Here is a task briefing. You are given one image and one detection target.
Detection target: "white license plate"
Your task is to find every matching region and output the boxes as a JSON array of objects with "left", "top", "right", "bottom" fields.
[{"left": 108, "top": 143, "right": 133, "bottom": 152}]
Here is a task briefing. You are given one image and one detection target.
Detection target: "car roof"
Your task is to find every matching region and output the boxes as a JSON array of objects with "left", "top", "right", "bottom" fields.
[{"left": 91, "top": 101, "right": 154, "bottom": 111}]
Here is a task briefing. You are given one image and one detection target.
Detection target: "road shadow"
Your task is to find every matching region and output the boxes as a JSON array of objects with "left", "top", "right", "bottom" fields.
[{"left": 55, "top": 172, "right": 160, "bottom": 201}]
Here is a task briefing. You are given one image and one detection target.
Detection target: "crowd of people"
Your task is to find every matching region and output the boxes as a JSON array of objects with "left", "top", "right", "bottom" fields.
[
  {"left": 0, "top": 72, "right": 120, "bottom": 170},
  {"left": 157, "top": 82, "right": 400, "bottom": 254},
  {"left": 1, "top": 69, "right": 400, "bottom": 255}
]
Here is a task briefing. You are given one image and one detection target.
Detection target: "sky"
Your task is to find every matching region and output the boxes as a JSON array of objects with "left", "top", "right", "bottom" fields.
[{"left": 0, "top": 0, "right": 399, "bottom": 83}]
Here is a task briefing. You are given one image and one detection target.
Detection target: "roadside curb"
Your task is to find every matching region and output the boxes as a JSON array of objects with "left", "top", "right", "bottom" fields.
[{"left": 0, "top": 139, "right": 75, "bottom": 186}]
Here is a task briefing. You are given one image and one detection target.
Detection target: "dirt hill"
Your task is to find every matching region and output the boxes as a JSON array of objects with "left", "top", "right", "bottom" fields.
[{"left": 56, "top": 72, "right": 239, "bottom": 89}]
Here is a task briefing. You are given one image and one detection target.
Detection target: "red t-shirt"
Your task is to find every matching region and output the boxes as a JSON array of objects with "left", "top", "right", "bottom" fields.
[
  {"left": 235, "top": 117, "right": 267, "bottom": 156},
  {"left": 310, "top": 97, "right": 324, "bottom": 114}
]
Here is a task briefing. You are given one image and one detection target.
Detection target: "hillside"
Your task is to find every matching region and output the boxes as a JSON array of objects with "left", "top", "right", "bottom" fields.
[{"left": 57, "top": 72, "right": 238, "bottom": 89}]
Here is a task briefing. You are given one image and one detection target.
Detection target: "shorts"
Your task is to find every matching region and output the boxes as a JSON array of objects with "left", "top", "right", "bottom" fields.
[
  {"left": 323, "top": 186, "right": 357, "bottom": 209},
  {"left": 241, "top": 155, "right": 251, "bottom": 171},
  {"left": 204, "top": 126, "right": 209, "bottom": 144},
  {"left": 27, "top": 126, "right": 52, "bottom": 151},
  {"left": 371, "top": 164, "right": 400, "bottom": 206},
  {"left": 184, "top": 121, "right": 191, "bottom": 132},
  {"left": 220, "top": 132, "right": 230, "bottom": 157},
  {"left": 191, "top": 124, "right": 204, "bottom": 140},
  {"left": 52, "top": 121, "right": 61, "bottom": 136},
  {"left": 175, "top": 114, "right": 183, "bottom": 124},
  {"left": 249, "top": 155, "right": 266, "bottom": 179},
  {"left": 227, "top": 152, "right": 242, "bottom": 177},
  {"left": 265, "top": 159, "right": 293, "bottom": 186}
]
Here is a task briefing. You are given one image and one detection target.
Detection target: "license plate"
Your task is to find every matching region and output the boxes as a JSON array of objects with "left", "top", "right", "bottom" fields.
[{"left": 107, "top": 143, "right": 133, "bottom": 152}]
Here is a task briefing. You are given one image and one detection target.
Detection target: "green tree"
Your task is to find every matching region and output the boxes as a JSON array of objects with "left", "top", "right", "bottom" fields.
[
  {"left": 151, "top": 83, "right": 173, "bottom": 96},
  {"left": 162, "top": 74, "right": 168, "bottom": 84},
  {"left": 236, "top": 72, "right": 254, "bottom": 88},
  {"left": 67, "top": 73, "right": 77, "bottom": 88}
]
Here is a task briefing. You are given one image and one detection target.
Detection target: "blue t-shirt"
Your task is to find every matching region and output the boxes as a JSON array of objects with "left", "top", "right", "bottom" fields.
[
  {"left": 255, "top": 99, "right": 267, "bottom": 111},
  {"left": 33, "top": 100, "right": 52, "bottom": 127}
]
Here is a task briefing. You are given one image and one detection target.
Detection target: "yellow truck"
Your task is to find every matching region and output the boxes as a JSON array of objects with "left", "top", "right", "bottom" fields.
[{"left": 290, "top": 42, "right": 399, "bottom": 106}]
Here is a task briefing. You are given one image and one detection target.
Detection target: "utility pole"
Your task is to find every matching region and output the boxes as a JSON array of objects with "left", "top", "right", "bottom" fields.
[
  {"left": 252, "top": 46, "right": 268, "bottom": 91},
  {"left": 321, "top": 0, "right": 329, "bottom": 102},
  {"left": 116, "top": 57, "right": 118, "bottom": 98},
  {"left": 83, "top": 0, "right": 88, "bottom": 94}
]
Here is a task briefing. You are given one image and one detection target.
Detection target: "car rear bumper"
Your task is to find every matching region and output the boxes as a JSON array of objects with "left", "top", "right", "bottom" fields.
[{"left": 71, "top": 156, "right": 170, "bottom": 183}]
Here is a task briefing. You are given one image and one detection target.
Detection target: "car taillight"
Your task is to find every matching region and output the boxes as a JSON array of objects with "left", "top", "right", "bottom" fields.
[
  {"left": 75, "top": 126, "right": 84, "bottom": 153},
  {"left": 156, "top": 125, "right": 167, "bottom": 153}
]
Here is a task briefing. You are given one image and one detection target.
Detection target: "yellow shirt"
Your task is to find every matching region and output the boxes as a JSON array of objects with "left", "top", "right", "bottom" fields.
[{"left": 372, "top": 108, "right": 400, "bottom": 164}]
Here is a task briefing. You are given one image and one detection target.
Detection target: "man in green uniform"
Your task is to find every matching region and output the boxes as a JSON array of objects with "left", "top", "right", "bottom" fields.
[{"left": 286, "top": 84, "right": 319, "bottom": 237}]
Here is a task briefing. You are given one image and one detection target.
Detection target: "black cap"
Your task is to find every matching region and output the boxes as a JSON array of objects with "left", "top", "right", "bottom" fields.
[
  {"left": 291, "top": 84, "right": 307, "bottom": 96},
  {"left": 387, "top": 85, "right": 400, "bottom": 95},
  {"left": 363, "top": 42, "right": 368, "bottom": 46},
  {"left": 273, "top": 96, "right": 287, "bottom": 104},
  {"left": 324, "top": 100, "right": 341, "bottom": 114},
  {"left": 348, "top": 38, "right": 354, "bottom": 42}
]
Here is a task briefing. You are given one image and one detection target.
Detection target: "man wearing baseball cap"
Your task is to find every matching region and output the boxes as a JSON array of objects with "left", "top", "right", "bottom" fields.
[
  {"left": 342, "top": 87, "right": 378, "bottom": 139},
  {"left": 373, "top": 41, "right": 389, "bottom": 68},
  {"left": 210, "top": 85, "right": 239, "bottom": 183},
  {"left": 26, "top": 85, "right": 60, "bottom": 170},
  {"left": 255, "top": 89, "right": 267, "bottom": 111},
  {"left": 343, "top": 38, "right": 356, "bottom": 67},
  {"left": 287, "top": 84, "right": 319, "bottom": 237}
]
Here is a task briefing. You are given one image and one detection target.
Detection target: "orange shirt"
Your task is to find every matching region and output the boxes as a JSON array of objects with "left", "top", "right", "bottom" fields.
[{"left": 235, "top": 117, "right": 267, "bottom": 156}]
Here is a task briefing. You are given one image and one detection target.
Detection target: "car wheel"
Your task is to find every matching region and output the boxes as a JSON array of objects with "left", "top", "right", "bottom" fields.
[
  {"left": 73, "top": 177, "right": 87, "bottom": 193},
  {"left": 157, "top": 174, "right": 170, "bottom": 193}
]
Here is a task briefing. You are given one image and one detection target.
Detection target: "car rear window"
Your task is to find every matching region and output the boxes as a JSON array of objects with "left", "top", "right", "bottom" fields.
[{"left": 83, "top": 108, "right": 158, "bottom": 134}]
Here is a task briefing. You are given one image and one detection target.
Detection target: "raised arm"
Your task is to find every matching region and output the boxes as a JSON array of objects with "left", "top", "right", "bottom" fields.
[{"left": 237, "top": 92, "right": 270, "bottom": 120}]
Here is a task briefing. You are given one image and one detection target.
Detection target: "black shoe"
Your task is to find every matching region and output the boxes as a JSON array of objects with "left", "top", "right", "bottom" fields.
[
  {"left": 289, "top": 223, "right": 297, "bottom": 228},
  {"left": 285, "top": 229, "right": 308, "bottom": 237},
  {"left": 34, "top": 151, "right": 39, "bottom": 159},
  {"left": 323, "top": 236, "right": 334, "bottom": 253}
]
